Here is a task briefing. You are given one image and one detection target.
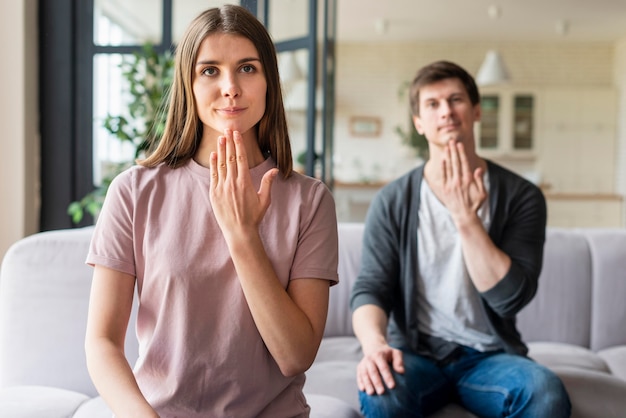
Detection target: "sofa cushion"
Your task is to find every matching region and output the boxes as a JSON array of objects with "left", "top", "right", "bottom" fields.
[
  {"left": 0, "top": 385, "right": 89, "bottom": 418},
  {"left": 528, "top": 341, "right": 611, "bottom": 373},
  {"left": 551, "top": 366, "right": 626, "bottom": 418},
  {"left": 305, "top": 360, "right": 361, "bottom": 411},
  {"left": 315, "top": 336, "right": 362, "bottom": 363},
  {"left": 598, "top": 346, "right": 626, "bottom": 380},
  {"left": 76, "top": 393, "right": 366, "bottom": 418},
  {"left": 585, "top": 230, "right": 626, "bottom": 351},
  {"left": 307, "top": 394, "right": 362, "bottom": 418},
  {"left": 325, "top": 223, "right": 364, "bottom": 338},
  {"left": 517, "top": 229, "right": 592, "bottom": 348},
  {"left": 429, "top": 404, "right": 479, "bottom": 418},
  {"left": 73, "top": 396, "right": 114, "bottom": 418}
]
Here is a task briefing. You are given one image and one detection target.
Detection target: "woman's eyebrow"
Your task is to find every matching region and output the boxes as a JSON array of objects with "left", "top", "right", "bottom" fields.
[{"left": 195, "top": 57, "right": 261, "bottom": 66}]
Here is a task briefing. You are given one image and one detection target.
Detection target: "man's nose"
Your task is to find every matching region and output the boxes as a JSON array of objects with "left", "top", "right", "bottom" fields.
[{"left": 439, "top": 100, "right": 452, "bottom": 116}]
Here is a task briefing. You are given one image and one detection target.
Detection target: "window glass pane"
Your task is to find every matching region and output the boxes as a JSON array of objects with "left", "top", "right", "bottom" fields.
[
  {"left": 279, "top": 49, "right": 311, "bottom": 169},
  {"left": 480, "top": 95, "right": 499, "bottom": 149},
  {"left": 513, "top": 95, "right": 534, "bottom": 150},
  {"left": 94, "top": 0, "right": 162, "bottom": 45},
  {"left": 93, "top": 49, "right": 173, "bottom": 186},
  {"left": 268, "top": 0, "right": 309, "bottom": 42},
  {"left": 93, "top": 54, "right": 137, "bottom": 185},
  {"left": 173, "top": 0, "right": 238, "bottom": 43},
  {"left": 92, "top": 53, "right": 140, "bottom": 186}
]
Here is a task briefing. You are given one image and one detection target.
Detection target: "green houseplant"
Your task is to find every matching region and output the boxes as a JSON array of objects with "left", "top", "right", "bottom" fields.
[
  {"left": 394, "top": 81, "right": 429, "bottom": 161},
  {"left": 68, "top": 44, "right": 174, "bottom": 224}
]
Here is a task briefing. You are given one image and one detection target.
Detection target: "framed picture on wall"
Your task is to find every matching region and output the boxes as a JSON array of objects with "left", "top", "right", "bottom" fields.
[{"left": 349, "top": 116, "right": 381, "bottom": 137}]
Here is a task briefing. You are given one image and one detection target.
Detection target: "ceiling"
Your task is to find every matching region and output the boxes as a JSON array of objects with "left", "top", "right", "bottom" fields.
[
  {"left": 335, "top": 0, "right": 626, "bottom": 43},
  {"left": 97, "top": 0, "right": 626, "bottom": 45}
]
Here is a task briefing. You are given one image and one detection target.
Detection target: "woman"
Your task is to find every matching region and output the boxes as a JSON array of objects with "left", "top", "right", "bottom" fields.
[{"left": 84, "top": 5, "right": 338, "bottom": 418}]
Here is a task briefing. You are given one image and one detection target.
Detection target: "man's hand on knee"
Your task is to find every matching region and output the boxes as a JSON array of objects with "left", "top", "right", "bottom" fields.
[{"left": 357, "top": 345, "right": 405, "bottom": 395}]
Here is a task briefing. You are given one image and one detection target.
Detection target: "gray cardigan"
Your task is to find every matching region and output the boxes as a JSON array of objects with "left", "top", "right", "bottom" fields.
[{"left": 350, "top": 161, "right": 547, "bottom": 357}]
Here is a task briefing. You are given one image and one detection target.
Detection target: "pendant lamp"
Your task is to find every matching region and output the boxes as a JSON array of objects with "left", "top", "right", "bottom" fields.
[{"left": 476, "top": 50, "right": 510, "bottom": 86}]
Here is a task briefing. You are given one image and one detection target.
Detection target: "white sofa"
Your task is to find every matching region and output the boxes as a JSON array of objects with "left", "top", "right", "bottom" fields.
[{"left": 1, "top": 224, "right": 626, "bottom": 417}]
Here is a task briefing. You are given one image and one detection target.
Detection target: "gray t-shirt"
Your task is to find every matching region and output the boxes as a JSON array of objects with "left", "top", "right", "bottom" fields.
[{"left": 416, "top": 174, "right": 501, "bottom": 354}]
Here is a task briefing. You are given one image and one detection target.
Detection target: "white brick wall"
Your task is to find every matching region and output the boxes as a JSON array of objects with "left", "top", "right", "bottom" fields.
[
  {"left": 333, "top": 40, "right": 618, "bottom": 186},
  {"left": 614, "top": 39, "right": 626, "bottom": 225}
]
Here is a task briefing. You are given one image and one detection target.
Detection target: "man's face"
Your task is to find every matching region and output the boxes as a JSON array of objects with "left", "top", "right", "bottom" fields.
[{"left": 412, "top": 78, "right": 481, "bottom": 150}]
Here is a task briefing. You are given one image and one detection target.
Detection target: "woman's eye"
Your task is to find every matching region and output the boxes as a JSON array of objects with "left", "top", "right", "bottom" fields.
[
  {"left": 241, "top": 64, "right": 255, "bottom": 73},
  {"left": 202, "top": 67, "right": 217, "bottom": 76}
]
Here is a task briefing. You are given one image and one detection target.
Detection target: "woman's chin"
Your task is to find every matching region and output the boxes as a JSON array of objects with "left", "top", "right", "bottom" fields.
[{"left": 221, "top": 125, "right": 251, "bottom": 135}]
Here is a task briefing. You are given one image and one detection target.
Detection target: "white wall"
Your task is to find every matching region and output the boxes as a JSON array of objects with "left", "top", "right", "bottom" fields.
[
  {"left": 333, "top": 41, "right": 616, "bottom": 185},
  {"left": 0, "top": 0, "right": 39, "bottom": 261},
  {"left": 615, "top": 39, "right": 626, "bottom": 225}
]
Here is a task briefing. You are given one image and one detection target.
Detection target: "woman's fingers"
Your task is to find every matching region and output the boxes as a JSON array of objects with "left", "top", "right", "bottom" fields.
[
  {"left": 209, "top": 151, "right": 219, "bottom": 189},
  {"left": 232, "top": 130, "right": 248, "bottom": 178},
  {"left": 224, "top": 129, "right": 238, "bottom": 179},
  {"left": 217, "top": 134, "right": 228, "bottom": 180},
  {"left": 213, "top": 130, "right": 247, "bottom": 184}
]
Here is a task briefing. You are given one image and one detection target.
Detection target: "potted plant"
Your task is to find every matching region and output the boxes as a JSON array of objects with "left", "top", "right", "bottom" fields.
[
  {"left": 67, "top": 44, "right": 174, "bottom": 224},
  {"left": 394, "top": 81, "right": 429, "bottom": 160}
]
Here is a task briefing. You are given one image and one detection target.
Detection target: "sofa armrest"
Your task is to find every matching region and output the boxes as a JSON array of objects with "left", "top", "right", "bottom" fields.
[{"left": 0, "top": 386, "right": 89, "bottom": 418}]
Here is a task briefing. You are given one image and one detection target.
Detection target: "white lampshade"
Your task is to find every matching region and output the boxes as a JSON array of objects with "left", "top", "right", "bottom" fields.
[{"left": 476, "top": 50, "right": 510, "bottom": 86}]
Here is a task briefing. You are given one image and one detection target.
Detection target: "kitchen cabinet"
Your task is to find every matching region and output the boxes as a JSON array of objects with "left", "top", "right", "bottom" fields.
[
  {"left": 476, "top": 87, "right": 540, "bottom": 160},
  {"left": 538, "top": 88, "right": 617, "bottom": 194}
]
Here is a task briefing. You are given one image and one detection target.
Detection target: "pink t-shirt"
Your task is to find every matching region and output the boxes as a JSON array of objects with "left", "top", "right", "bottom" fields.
[{"left": 87, "top": 157, "right": 338, "bottom": 418}]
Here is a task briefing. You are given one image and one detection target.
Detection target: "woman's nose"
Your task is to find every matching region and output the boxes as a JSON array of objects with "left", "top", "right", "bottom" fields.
[{"left": 221, "top": 74, "right": 240, "bottom": 97}]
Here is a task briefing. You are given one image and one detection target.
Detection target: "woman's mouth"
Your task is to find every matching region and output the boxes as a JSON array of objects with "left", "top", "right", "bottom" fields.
[{"left": 218, "top": 107, "right": 245, "bottom": 116}]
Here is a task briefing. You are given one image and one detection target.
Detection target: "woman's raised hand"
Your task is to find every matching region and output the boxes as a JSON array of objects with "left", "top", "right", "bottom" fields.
[{"left": 209, "top": 129, "right": 278, "bottom": 239}]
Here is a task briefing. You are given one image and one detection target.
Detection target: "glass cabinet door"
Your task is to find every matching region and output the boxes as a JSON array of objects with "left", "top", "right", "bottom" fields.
[
  {"left": 478, "top": 91, "right": 535, "bottom": 155},
  {"left": 480, "top": 95, "right": 499, "bottom": 149},
  {"left": 513, "top": 95, "right": 534, "bottom": 150}
]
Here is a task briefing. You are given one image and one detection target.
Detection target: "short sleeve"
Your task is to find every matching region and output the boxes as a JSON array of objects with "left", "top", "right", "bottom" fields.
[
  {"left": 290, "top": 182, "right": 339, "bottom": 285},
  {"left": 85, "top": 168, "right": 136, "bottom": 277}
]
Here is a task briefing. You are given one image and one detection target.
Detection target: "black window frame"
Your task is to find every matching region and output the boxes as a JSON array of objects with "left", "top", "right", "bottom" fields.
[{"left": 38, "top": 0, "right": 333, "bottom": 231}]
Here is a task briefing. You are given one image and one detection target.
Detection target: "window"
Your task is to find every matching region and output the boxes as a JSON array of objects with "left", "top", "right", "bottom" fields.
[{"left": 39, "top": 0, "right": 334, "bottom": 230}]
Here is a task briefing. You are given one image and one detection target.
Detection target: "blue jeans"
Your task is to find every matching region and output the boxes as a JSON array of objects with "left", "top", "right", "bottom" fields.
[{"left": 359, "top": 346, "right": 571, "bottom": 418}]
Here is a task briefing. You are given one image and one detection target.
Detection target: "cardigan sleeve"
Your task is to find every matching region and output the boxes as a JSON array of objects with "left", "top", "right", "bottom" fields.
[{"left": 480, "top": 167, "right": 547, "bottom": 319}]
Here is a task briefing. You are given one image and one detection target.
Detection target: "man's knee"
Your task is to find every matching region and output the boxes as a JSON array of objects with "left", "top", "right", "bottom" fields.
[
  {"left": 358, "top": 385, "right": 422, "bottom": 418},
  {"left": 512, "top": 366, "right": 571, "bottom": 417},
  {"left": 534, "top": 368, "right": 571, "bottom": 415},
  {"left": 358, "top": 365, "right": 449, "bottom": 418}
]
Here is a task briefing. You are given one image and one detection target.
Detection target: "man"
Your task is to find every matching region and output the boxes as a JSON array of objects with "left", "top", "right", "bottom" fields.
[{"left": 350, "top": 61, "right": 571, "bottom": 417}]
